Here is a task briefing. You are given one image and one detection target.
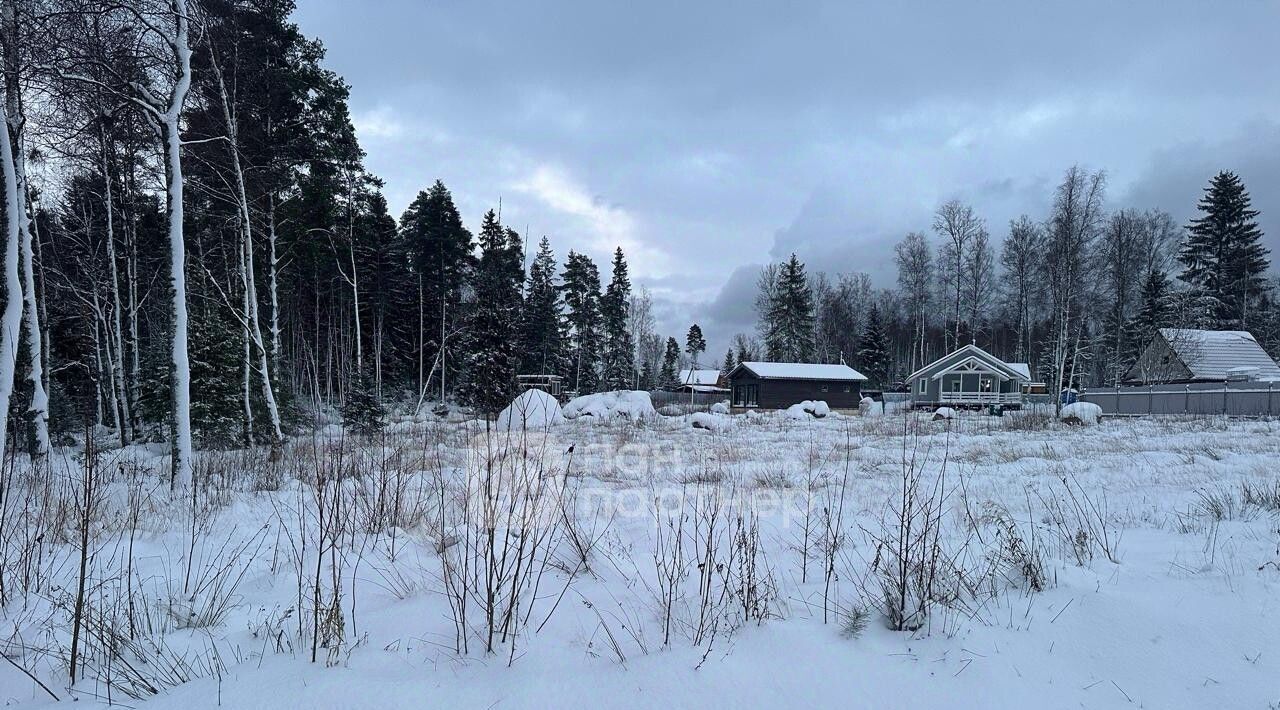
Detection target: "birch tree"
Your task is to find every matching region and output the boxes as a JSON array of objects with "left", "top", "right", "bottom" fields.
[
  {"left": 1, "top": 0, "right": 50, "bottom": 454},
  {"left": 56, "top": 0, "right": 200, "bottom": 485},
  {"left": 1043, "top": 166, "right": 1106, "bottom": 411}
]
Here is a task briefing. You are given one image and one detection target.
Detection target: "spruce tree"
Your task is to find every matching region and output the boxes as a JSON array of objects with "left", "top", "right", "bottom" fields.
[
  {"left": 400, "top": 180, "right": 473, "bottom": 400},
  {"left": 721, "top": 348, "right": 735, "bottom": 375},
  {"left": 638, "top": 358, "right": 655, "bottom": 391},
  {"left": 600, "top": 247, "right": 635, "bottom": 389},
  {"left": 458, "top": 210, "right": 524, "bottom": 413},
  {"left": 856, "top": 304, "right": 891, "bottom": 389},
  {"left": 659, "top": 337, "right": 681, "bottom": 390},
  {"left": 1129, "top": 268, "right": 1172, "bottom": 360},
  {"left": 343, "top": 369, "right": 386, "bottom": 435},
  {"left": 1177, "top": 171, "right": 1270, "bottom": 329},
  {"left": 519, "top": 237, "right": 565, "bottom": 376},
  {"left": 765, "top": 254, "right": 816, "bottom": 361},
  {"left": 561, "top": 251, "right": 603, "bottom": 394}
]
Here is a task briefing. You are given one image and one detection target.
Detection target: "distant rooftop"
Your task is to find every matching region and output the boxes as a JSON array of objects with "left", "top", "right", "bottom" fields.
[
  {"left": 734, "top": 362, "right": 868, "bottom": 381},
  {"left": 1159, "top": 328, "right": 1280, "bottom": 381}
]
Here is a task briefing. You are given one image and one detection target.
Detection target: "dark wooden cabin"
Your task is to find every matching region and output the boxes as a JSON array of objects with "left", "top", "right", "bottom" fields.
[{"left": 727, "top": 362, "right": 867, "bottom": 411}]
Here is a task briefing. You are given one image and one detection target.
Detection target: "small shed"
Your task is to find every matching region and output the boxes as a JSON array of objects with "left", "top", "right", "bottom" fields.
[
  {"left": 907, "top": 344, "right": 1029, "bottom": 409},
  {"left": 727, "top": 362, "right": 867, "bottom": 410},
  {"left": 1124, "top": 329, "right": 1280, "bottom": 384}
]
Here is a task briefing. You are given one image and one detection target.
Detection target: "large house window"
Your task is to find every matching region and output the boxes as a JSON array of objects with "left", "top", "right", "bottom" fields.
[{"left": 733, "top": 384, "right": 758, "bottom": 407}]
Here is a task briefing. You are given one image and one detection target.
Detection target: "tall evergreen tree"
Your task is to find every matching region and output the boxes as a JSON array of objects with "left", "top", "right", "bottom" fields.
[
  {"left": 764, "top": 254, "right": 815, "bottom": 361},
  {"left": 1177, "top": 171, "right": 1270, "bottom": 329},
  {"left": 1126, "top": 267, "right": 1173, "bottom": 368},
  {"left": 519, "top": 237, "right": 564, "bottom": 376},
  {"left": 685, "top": 324, "right": 706, "bottom": 369},
  {"left": 659, "top": 337, "right": 681, "bottom": 390},
  {"left": 561, "top": 251, "right": 603, "bottom": 394},
  {"left": 600, "top": 247, "right": 635, "bottom": 389},
  {"left": 720, "top": 348, "right": 735, "bottom": 375},
  {"left": 458, "top": 210, "right": 523, "bottom": 413},
  {"left": 400, "top": 180, "right": 473, "bottom": 400},
  {"left": 856, "top": 303, "right": 891, "bottom": 389}
]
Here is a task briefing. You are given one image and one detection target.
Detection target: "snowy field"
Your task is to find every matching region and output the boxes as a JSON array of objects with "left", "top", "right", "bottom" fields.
[{"left": 2, "top": 407, "right": 1279, "bottom": 709}]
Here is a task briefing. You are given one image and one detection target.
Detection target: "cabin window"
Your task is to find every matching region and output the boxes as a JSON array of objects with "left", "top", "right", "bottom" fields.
[
  {"left": 918, "top": 379, "right": 927, "bottom": 394},
  {"left": 820, "top": 384, "right": 829, "bottom": 393},
  {"left": 843, "top": 385, "right": 851, "bottom": 393},
  {"left": 733, "top": 384, "right": 758, "bottom": 407}
]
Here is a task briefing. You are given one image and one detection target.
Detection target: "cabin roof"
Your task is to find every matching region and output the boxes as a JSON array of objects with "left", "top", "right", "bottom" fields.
[
  {"left": 729, "top": 362, "right": 868, "bottom": 381},
  {"left": 1157, "top": 328, "right": 1280, "bottom": 381}
]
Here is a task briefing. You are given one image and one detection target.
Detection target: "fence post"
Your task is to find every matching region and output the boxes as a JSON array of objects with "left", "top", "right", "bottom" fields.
[{"left": 1185, "top": 384, "right": 1190, "bottom": 416}]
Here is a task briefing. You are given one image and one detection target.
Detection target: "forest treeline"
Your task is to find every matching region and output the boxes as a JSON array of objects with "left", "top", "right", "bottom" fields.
[{"left": 0, "top": 1, "right": 1273, "bottom": 484}]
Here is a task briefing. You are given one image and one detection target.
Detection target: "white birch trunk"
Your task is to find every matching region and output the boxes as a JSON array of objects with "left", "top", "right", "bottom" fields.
[
  {"left": 3, "top": 0, "right": 47, "bottom": 454},
  {"left": 212, "top": 52, "right": 284, "bottom": 443},
  {"left": 0, "top": 108, "right": 26, "bottom": 467},
  {"left": 164, "top": 0, "right": 195, "bottom": 488}
]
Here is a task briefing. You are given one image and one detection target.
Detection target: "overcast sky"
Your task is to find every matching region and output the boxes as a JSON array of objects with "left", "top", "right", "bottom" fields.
[{"left": 293, "top": 0, "right": 1280, "bottom": 357}]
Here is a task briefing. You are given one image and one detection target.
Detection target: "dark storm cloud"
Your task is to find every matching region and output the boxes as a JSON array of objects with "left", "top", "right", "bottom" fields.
[{"left": 293, "top": 0, "right": 1280, "bottom": 355}]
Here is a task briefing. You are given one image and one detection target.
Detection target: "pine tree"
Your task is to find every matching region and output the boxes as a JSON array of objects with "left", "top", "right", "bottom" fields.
[
  {"left": 1177, "top": 171, "right": 1270, "bottom": 329},
  {"left": 659, "top": 337, "right": 680, "bottom": 390},
  {"left": 856, "top": 303, "right": 891, "bottom": 389},
  {"left": 519, "top": 237, "right": 564, "bottom": 376},
  {"left": 561, "top": 251, "right": 603, "bottom": 394},
  {"left": 721, "top": 348, "right": 735, "bottom": 375},
  {"left": 685, "top": 324, "right": 707, "bottom": 370},
  {"left": 600, "top": 247, "right": 635, "bottom": 389},
  {"left": 458, "top": 210, "right": 523, "bottom": 413}
]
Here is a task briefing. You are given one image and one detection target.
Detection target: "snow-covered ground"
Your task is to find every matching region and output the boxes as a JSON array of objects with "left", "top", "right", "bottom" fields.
[{"left": 2, "top": 409, "right": 1278, "bottom": 709}]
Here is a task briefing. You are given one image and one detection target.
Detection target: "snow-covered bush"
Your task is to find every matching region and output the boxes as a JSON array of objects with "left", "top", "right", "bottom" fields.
[
  {"left": 784, "top": 400, "right": 829, "bottom": 419},
  {"left": 859, "top": 396, "right": 883, "bottom": 417},
  {"left": 711, "top": 400, "right": 730, "bottom": 415},
  {"left": 932, "top": 406, "right": 956, "bottom": 421},
  {"left": 496, "top": 389, "right": 565, "bottom": 431},
  {"left": 1059, "top": 401, "right": 1102, "bottom": 426},
  {"left": 563, "top": 390, "right": 656, "bottom": 422},
  {"left": 690, "top": 412, "right": 728, "bottom": 431}
]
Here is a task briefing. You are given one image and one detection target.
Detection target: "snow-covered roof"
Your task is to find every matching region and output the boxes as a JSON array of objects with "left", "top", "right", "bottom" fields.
[
  {"left": 679, "top": 369, "right": 722, "bottom": 386},
  {"left": 733, "top": 362, "right": 868, "bottom": 381},
  {"left": 1006, "top": 362, "right": 1032, "bottom": 380},
  {"left": 1159, "top": 328, "right": 1280, "bottom": 381}
]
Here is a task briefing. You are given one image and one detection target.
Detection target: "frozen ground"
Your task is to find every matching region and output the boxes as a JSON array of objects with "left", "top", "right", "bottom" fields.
[{"left": 2, "top": 409, "right": 1278, "bottom": 709}]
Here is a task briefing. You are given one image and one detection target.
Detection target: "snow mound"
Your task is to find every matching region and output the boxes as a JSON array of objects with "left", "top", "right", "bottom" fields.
[
  {"left": 497, "top": 389, "right": 565, "bottom": 431},
  {"left": 932, "top": 407, "right": 957, "bottom": 421},
  {"left": 1059, "top": 401, "right": 1102, "bottom": 426},
  {"left": 711, "top": 401, "right": 730, "bottom": 415},
  {"left": 690, "top": 412, "right": 729, "bottom": 431},
  {"left": 784, "top": 400, "right": 830, "bottom": 420},
  {"left": 563, "top": 390, "right": 656, "bottom": 422},
  {"left": 859, "top": 396, "right": 883, "bottom": 417}
]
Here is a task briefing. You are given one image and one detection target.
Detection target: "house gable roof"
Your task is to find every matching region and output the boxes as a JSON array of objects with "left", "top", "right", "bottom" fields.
[
  {"left": 906, "top": 344, "right": 1029, "bottom": 382},
  {"left": 679, "top": 369, "right": 721, "bottom": 386},
  {"left": 1154, "top": 328, "right": 1280, "bottom": 381},
  {"left": 729, "top": 362, "right": 868, "bottom": 381}
]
